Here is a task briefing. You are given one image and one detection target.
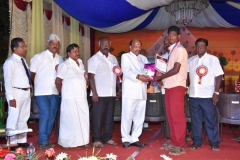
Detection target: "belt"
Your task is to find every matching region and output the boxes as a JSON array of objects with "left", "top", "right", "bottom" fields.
[{"left": 13, "top": 87, "right": 30, "bottom": 91}]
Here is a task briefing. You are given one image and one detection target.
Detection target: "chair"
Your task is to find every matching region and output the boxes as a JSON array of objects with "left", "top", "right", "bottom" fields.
[
  {"left": 216, "top": 93, "right": 240, "bottom": 141},
  {"left": 145, "top": 93, "right": 165, "bottom": 138},
  {"left": 29, "top": 96, "right": 39, "bottom": 135}
]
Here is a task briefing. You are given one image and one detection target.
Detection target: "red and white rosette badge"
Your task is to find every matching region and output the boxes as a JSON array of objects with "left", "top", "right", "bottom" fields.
[
  {"left": 196, "top": 65, "right": 208, "bottom": 84},
  {"left": 113, "top": 66, "right": 123, "bottom": 83}
]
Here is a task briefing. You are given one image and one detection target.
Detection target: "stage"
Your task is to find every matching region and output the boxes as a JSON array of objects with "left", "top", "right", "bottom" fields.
[{"left": 1, "top": 122, "right": 239, "bottom": 160}]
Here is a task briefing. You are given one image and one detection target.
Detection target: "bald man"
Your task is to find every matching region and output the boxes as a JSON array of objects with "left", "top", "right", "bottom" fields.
[{"left": 121, "top": 39, "right": 150, "bottom": 148}]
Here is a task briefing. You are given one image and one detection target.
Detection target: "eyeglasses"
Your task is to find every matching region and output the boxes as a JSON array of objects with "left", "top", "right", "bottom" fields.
[{"left": 17, "top": 45, "right": 27, "bottom": 48}]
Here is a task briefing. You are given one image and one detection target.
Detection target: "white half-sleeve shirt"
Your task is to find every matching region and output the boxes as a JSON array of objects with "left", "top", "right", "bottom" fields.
[
  {"left": 188, "top": 53, "right": 224, "bottom": 98},
  {"left": 88, "top": 51, "right": 118, "bottom": 97},
  {"left": 57, "top": 58, "right": 86, "bottom": 99},
  {"left": 30, "top": 49, "right": 63, "bottom": 96},
  {"left": 3, "top": 54, "right": 30, "bottom": 101}
]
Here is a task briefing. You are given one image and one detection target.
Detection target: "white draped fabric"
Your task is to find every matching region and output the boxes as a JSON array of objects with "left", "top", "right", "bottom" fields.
[
  {"left": 127, "top": 0, "right": 174, "bottom": 10},
  {"left": 52, "top": 1, "right": 64, "bottom": 56},
  {"left": 8, "top": 0, "right": 91, "bottom": 66},
  {"left": 44, "top": 12, "right": 52, "bottom": 44},
  {"left": 81, "top": 24, "right": 91, "bottom": 68},
  {"left": 92, "top": 10, "right": 153, "bottom": 33},
  {"left": 91, "top": 3, "right": 237, "bottom": 33},
  {"left": 8, "top": 1, "right": 31, "bottom": 64}
]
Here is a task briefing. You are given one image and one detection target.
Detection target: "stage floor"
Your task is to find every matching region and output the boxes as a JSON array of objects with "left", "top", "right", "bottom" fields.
[{"left": 1, "top": 122, "right": 240, "bottom": 160}]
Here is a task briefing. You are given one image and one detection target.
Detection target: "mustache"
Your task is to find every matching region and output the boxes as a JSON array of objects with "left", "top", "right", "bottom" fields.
[{"left": 104, "top": 48, "right": 109, "bottom": 51}]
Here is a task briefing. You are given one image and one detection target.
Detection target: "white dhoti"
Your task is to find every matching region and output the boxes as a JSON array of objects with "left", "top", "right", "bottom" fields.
[{"left": 58, "top": 97, "right": 89, "bottom": 147}]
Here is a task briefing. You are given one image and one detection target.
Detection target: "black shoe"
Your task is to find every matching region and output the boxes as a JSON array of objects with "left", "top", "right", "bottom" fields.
[
  {"left": 211, "top": 145, "right": 220, "bottom": 151},
  {"left": 18, "top": 143, "right": 29, "bottom": 148},
  {"left": 130, "top": 141, "right": 145, "bottom": 147},
  {"left": 122, "top": 142, "right": 130, "bottom": 148}
]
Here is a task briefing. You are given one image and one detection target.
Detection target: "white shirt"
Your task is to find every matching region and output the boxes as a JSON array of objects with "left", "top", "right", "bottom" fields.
[
  {"left": 88, "top": 51, "right": 118, "bottom": 97},
  {"left": 57, "top": 58, "right": 86, "bottom": 99},
  {"left": 3, "top": 54, "right": 30, "bottom": 101},
  {"left": 188, "top": 53, "right": 224, "bottom": 98},
  {"left": 30, "top": 50, "right": 63, "bottom": 96},
  {"left": 159, "top": 52, "right": 169, "bottom": 94}
]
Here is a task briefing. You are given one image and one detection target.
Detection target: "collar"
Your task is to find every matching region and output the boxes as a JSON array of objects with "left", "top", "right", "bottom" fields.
[
  {"left": 97, "top": 51, "right": 109, "bottom": 58},
  {"left": 130, "top": 51, "right": 139, "bottom": 58},
  {"left": 197, "top": 52, "right": 208, "bottom": 59},
  {"left": 47, "top": 49, "right": 58, "bottom": 57},
  {"left": 168, "top": 42, "right": 179, "bottom": 51},
  {"left": 13, "top": 53, "right": 22, "bottom": 60}
]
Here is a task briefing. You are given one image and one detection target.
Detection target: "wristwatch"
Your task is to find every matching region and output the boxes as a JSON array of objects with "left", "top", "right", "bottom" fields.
[{"left": 214, "top": 92, "right": 220, "bottom": 95}]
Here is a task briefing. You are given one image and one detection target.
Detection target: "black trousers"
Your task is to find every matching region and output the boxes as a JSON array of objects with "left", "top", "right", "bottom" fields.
[{"left": 91, "top": 97, "right": 116, "bottom": 143}]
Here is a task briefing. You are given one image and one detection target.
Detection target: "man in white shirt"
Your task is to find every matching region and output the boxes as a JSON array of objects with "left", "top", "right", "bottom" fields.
[
  {"left": 188, "top": 38, "right": 223, "bottom": 151},
  {"left": 88, "top": 37, "right": 121, "bottom": 148},
  {"left": 30, "top": 34, "right": 63, "bottom": 149},
  {"left": 4, "top": 38, "right": 31, "bottom": 150},
  {"left": 121, "top": 38, "right": 149, "bottom": 148}
]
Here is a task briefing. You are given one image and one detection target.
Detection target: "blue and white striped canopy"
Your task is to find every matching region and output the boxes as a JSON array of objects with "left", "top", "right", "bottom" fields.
[{"left": 54, "top": 0, "right": 240, "bottom": 33}]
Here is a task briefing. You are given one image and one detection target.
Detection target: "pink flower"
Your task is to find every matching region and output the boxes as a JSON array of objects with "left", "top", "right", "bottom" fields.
[
  {"left": 4, "top": 153, "right": 15, "bottom": 160},
  {"left": 45, "top": 148, "right": 55, "bottom": 157}
]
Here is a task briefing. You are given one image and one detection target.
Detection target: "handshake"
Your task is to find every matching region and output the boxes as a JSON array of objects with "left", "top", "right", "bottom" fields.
[{"left": 137, "top": 74, "right": 162, "bottom": 83}]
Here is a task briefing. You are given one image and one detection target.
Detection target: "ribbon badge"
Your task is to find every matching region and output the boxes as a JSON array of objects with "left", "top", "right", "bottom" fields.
[
  {"left": 196, "top": 65, "right": 208, "bottom": 84},
  {"left": 113, "top": 66, "right": 123, "bottom": 83}
]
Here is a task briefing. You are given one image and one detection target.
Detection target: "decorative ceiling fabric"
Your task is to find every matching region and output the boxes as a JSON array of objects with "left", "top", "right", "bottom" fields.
[{"left": 54, "top": 0, "right": 240, "bottom": 33}]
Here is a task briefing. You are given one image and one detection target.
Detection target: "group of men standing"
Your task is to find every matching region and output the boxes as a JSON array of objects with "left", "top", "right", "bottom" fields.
[{"left": 3, "top": 25, "right": 223, "bottom": 156}]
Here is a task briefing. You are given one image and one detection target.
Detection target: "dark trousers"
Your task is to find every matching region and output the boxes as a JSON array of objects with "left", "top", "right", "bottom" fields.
[
  {"left": 189, "top": 97, "right": 218, "bottom": 146},
  {"left": 91, "top": 97, "right": 116, "bottom": 143}
]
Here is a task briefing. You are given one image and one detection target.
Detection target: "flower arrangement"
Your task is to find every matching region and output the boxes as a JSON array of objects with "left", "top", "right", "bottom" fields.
[
  {"left": 0, "top": 147, "right": 10, "bottom": 158},
  {"left": 78, "top": 147, "right": 117, "bottom": 160},
  {"left": 0, "top": 147, "right": 117, "bottom": 160}
]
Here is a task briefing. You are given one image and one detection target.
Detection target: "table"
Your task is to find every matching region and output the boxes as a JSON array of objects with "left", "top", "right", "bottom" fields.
[{"left": 0, "top": 128, "right": 32, "bottom": 150}]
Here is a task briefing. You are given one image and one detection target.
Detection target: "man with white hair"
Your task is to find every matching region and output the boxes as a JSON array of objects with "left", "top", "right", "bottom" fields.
[{"left": 30, "top": 34, "right": 63, "bottom": 149}]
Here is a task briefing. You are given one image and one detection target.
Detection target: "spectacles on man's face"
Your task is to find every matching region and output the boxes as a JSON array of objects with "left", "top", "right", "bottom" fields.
[{"left": 17, "top": 45, "right": 27, "bottom": 49}]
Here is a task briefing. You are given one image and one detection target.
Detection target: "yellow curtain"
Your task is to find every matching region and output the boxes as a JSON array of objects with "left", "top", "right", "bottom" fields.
[
  {"left": 30, "top": 0, "right": 44, "bottom": 58},
  {"left": 70, "top": 17, "right": 80, "bottom": 45}
]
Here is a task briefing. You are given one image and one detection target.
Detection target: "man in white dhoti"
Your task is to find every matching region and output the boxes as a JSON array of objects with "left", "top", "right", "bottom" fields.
[{"left": 56, "top": 43, "right": 89, "bottom": 149}]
